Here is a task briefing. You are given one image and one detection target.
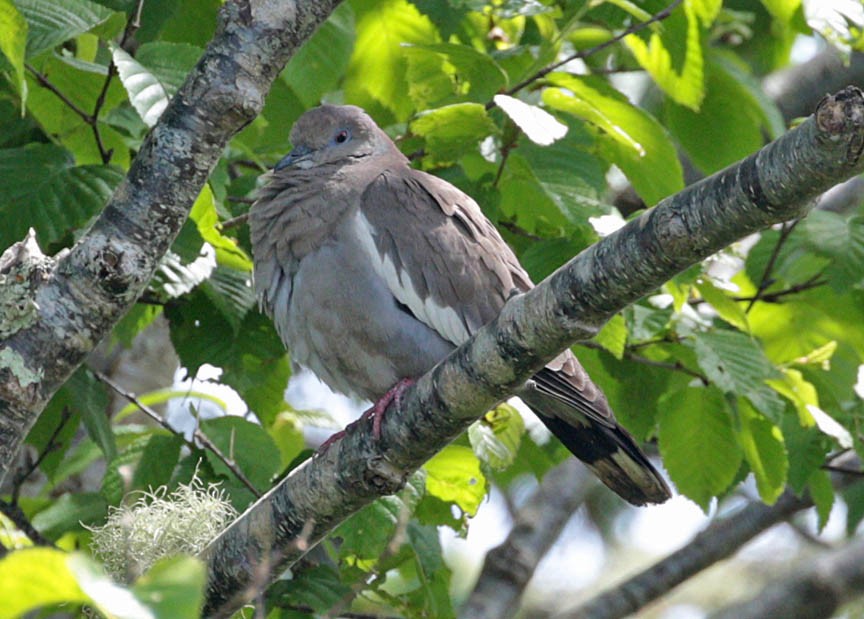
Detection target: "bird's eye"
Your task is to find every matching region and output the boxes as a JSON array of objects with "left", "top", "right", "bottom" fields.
[{"left": 335, "top": 130, "right": 350, "bottom": 144}]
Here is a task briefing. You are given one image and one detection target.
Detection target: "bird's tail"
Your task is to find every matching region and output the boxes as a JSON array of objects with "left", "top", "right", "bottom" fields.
[{"left": 520, "top": 389, "right": 671, "bottom": 506}]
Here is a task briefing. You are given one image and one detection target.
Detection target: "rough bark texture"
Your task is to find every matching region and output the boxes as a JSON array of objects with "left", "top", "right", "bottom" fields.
[
  {"left": 709, "top": 536, "right": 864, "bottom": 619},
  {"left": 0, "top": 0, "right": 344, "bottom": 481},
  {"left": 459, "top": 459, "right": 591, "bottom": 619},
  {"left": 200, "top": 88, "right": 864, "bottom": 617}
]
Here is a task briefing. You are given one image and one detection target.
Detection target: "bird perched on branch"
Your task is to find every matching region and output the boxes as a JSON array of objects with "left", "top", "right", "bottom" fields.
[{"left": 249, "top": 104, "right": 670, "bottom": 506}]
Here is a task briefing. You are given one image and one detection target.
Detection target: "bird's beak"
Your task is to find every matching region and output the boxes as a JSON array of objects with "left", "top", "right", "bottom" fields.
[{"left": 274, "top": 145, "right": 313, "bottom": 171}]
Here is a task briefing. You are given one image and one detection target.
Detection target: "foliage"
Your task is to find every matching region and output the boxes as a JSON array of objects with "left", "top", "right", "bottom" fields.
[{"left": 1, "top": 0, "right": 863, "bottom": 616}]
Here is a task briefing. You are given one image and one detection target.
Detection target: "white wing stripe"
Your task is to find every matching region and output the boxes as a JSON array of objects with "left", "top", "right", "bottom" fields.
[{"left": 355, "top": 212, "right": 471, "bottom": 345}]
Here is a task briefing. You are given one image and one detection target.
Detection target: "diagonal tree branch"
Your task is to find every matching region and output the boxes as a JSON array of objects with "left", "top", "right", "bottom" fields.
[
  {"left": 460, "top": 459, "right": 592, "bottom": 619},
  {"left": 199, "top": 88, "right": 864, "bottom": 617},
  {"left": 0, "top": 0, "right": 345, "bottom": 482},
  {"left": 708, "top": 535, "right": 864, "bottom": 619}
]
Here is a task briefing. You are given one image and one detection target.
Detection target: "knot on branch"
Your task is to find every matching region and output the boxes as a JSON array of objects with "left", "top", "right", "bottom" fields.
[
  {"left": 816, "top": 86, "right": 864, "bottom": 162},
  {"left": 364, "top": 455, "right": 409, "bottom": 495},
  {"left": 0, "top": 230, "right": 57, "bottom": 339}
]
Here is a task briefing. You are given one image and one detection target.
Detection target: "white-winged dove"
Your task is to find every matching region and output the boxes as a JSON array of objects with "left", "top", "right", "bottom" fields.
[{"left": 250, "top": 104, "right": 670, "bottom": 506}]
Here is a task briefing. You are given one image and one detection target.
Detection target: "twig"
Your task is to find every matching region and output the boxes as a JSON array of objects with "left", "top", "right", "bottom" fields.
[
  {"left": 218, "top": 213, "right": 250, "bottom": 231},
  {"left": 486, "top": 0, "right": 683, "bottom": 110},
  {"left": 91, "top": 0, "right": 147, "bottom": 164},
  {"left": 581, "top": 341, "right": 708, "bottom": 384},
  {"left": 0, "top": 499, "right": 55, "bottom": 547},
  {"left": 498, "top": 220, "right": 543, "bottom": 242},
  {"left": 10, "top": 407, "right": 73, "bottom": 505},
  {"left": 746, "top": 219, "right": 801, "bottom": 312},
  {"left": 93, "top": 371, "right": 262, "bottom": 499},
  {"left": 26, "top": 65, "right": 94, "bottom": 123}
]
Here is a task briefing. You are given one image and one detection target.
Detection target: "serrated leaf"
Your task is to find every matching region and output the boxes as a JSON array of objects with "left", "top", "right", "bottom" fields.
[
  {"left": 112, "top": 45, "right": 169, "bottom": 127},
  {"left": 423, "top": 445, "right": 486, "bottom": 516},
  {"left": 16, "top": 0, "right": 115, "bottom": 58},
  {"left": 689, "top": 330, "right": 776, "bottom": 395},
  {"left": 695, "top": 277, "right": 749, "bottom": 331},
  {"left": 625, "top": 0, "right": 705, "bottom": 110},
  {"left": 191, "top": 184, "right": 251, "bottom": 270},
  {"left": 68, "top": 368, "right": 114, "bottom": 462},
  {"left": 738, "top": 401, "right": 787, "bottom": 504},
  {"left": 0, "top": 144, "right": 122, "bottom": 249},
  {"left": 336, "top": 495, "right": 403, "bottom": 560},
  {"left": 807, "top": 405, "right": 853, "bottom": 449},
  {"left": 67, "top": 553, "right": 155, "bottom": 619},
  {"left": 468, "top": 402, "right": 524, "bottom": 470},
  {"left": 658, "top": 386, "right": 742, "bottom": 510},
  {"left": 799, "top": 213, "right": 864, "bottom": 290},
  {"left": 132, "top": 556, "right": 206, "bottom": 619},
  {"left": 131, "top": 434, "right": 183, "bottom": 492},
  {"left": 405, "top": 42, "right": 507, "bottom": 106},
  {"left": 0, "top": 0, "right": 28, "bottom": 103},
  {"left": 593, "top": 313, "right": 627, "bottom": 359},
  {"left": 411, "top": 103, "right": 496, "bottom": 163},
  {"left": 200, "top": 266, "right": 255, "bottom": 333},
  {"left": 345, "top": 0, "right": 438, "bottom": 120},
  {"left": 270, "top": 564, "right": 350, "bottom": 613},
  {"left": 494, "top": 95, "right": 567, "bottom": 145}
]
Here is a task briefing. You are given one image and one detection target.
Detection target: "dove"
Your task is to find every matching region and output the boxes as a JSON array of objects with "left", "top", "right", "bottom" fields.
[{"left": 249, "top": 104, "right": 670, "bottom": 505}]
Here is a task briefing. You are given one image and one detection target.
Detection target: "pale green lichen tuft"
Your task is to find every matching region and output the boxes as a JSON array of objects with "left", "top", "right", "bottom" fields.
[
  {"left": 0, "top": 273, "right": 40, "bottom": 338},
  {"left": 86, "top": 475, "right": 238, "bottom": 582},
  {"left": 0, "top": 347, "right": 42, "bottom": 386}
]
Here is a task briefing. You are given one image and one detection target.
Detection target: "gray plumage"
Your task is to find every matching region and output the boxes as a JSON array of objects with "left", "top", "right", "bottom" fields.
[{"left": 250, "top": 104, "right": 670, "bottom": 506}]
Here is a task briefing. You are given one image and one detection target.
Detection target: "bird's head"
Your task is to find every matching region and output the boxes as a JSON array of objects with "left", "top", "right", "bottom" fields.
[{"left": 274, "top": 105, "right": 395, "bottom": 171}]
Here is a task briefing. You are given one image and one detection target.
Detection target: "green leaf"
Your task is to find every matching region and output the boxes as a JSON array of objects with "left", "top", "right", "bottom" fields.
[
  {"left": 67, "top": 553, "right": 155, "bottom": 618},
  {"left": 112, "top": 45, "right": 169, "bottom": 127},
  {"left": 269, "top": 564, "right": 350, "bottom": 613},
  {"left": 281, "top": 3, "right": 355, "bottom": 108},
  {"left": 658, "top": 386, "right": 742, "bottom": 510},
  {"left": 132, "top": 556, "right": 206, "bottom": 619},
  {"left": 766, "top": 368, "right": 818, "bottom": 426},
  {"left": 68, "top": 368, "right": 115, "bottom": 462},
  {"left": 423, "top": 444, "right": 486, "bottom": 516},
  {"left": 336, "top": 496, "right": 402, "bottom": 561},
  {"left": 624, "top": 0, "right": 706, "bottom": 110},
  {"left": 0, "top": 548, "right": 88, "bottom": 616},
  {"left": 190, "top": 184, "right": 252, "bottom": 270},
  {"left": 665, "top": 52, "right": 777, "bottom": 174},
  {"left": 405, "top": 42, "right": 507, "bottom": 106},
  {"left": 345, "top": 0, "right": 439, "bottom": 121},
  {"left": 411, "top": 102, "right": 496, "bottom": 163},
  {"left": 695, "top": 277, "right": 749, "bottom": 331},
  {"left": 0, "top": 144, "right": 122, "bottom": 249},
  {"left": 498, "top": 122, "right": 607, "bottom": 233},
  {"left": 798, "top": 213, "right": 864, "bottom": 290},
  {"left": 131, "top": 434, "right": 183, "bottom": 492},
  {"left": 200, "top": 416, "right": 281, "bottom": 505},
  {"left": 17, "top": 0, "right": 115, "bottom": 58},
  {"left": 689, "top": 330, "right": 777, "bottom": 396},
  {"left": 544, "top": 74, "right": 683, "bottom": 204},
  {"left": 468, "top": 403, "right": 524, "bottom": 470},
  {"left": 31, "top": 492, "right": 108, "bottom": 540},
  {"left": 737, "top": 401, "right": 788, "bottom": 504},
  {"left": 135, "top": 41, "right": 203, "bottom": 95},
  {"left": 593, "top": 313, "right": 627, "bottom": 360},
  {"left": 0, "top": 0, "right": 28, "bottom": 103},
  {"left": 807, "top": 469, "right": 834, "bottom": 532}
]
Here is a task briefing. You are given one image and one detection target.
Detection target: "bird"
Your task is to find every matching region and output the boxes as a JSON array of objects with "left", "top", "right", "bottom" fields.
[{"left": 249, "top": 104, "right": 671, "bottom": 506}]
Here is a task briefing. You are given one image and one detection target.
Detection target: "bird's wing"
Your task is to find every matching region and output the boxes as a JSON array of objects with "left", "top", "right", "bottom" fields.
[{"left": 357, "top": 167, "right": 531, "bottom": 346}]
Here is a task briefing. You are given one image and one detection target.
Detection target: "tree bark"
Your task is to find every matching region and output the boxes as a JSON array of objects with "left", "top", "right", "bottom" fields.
[
  {"left": 709, "top": 536, "right": 864, "bottom": 619},
  {"left": 0, "top": 0, "right": 344, "bottom": 481},
  {"left": 459, "top": 460, "right": 591, "bottom": 619},
  {"left": 200, "top": 88, "right": 864, "bottom": 617}
]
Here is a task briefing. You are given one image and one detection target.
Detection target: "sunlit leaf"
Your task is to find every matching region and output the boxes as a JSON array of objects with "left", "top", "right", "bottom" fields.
[{"left": 423, "top": 444, "right": 486, "bottom": 516}]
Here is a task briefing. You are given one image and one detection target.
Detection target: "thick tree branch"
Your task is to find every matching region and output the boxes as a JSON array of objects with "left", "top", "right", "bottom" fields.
[
  {"left": 460, "top": 460, "right": 591, "bottom": 619},
  {"left": 0, "top": 0, "right": 344, "bottom": 481},
  {"left": 709, "top": 536, "right": 864, "bottom": 619},
  {"left": 200, "top": 89, "right": 864, "bottom": 617}
]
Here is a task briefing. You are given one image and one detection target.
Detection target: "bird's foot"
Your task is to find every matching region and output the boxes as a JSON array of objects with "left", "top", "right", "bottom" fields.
[{"left": 362, "top": 377, "right": 415, "bottom": 440}]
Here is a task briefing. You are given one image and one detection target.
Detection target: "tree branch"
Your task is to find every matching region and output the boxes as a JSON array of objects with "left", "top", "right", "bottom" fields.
[
  {"left": 0, "top": 0, "right": 345, "bottom": 482},
  {"left": 556, "top": 460, "right": 864, "bottom": 619},
  {"left": 199, "top": 89, "right": 864, "bottom": 617},
  {"left": 709, "top": 536, "right": 864, "bottom": 619},
  {"left": 460, "top": 460, "right": 592, "bottom": 619}
]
